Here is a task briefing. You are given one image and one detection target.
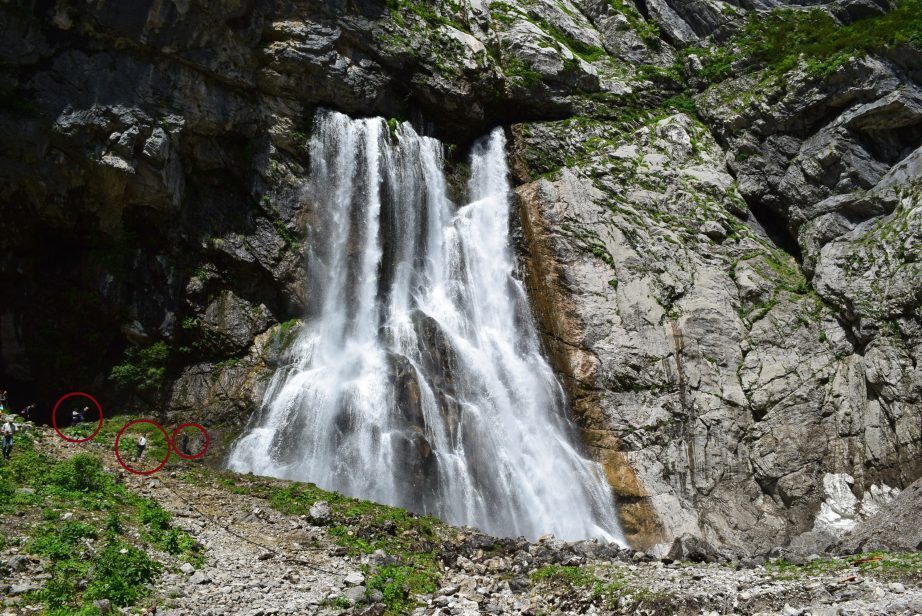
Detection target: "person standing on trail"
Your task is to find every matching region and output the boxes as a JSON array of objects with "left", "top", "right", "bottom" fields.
[
  {"left": 135, "top": 435, "right": 147, "bottom": 461},
  {"left": 1, "top": 419, "right": 15, "bottom": 460},
  {"left": 71, "top": 407, "right": 80, "bottom": 426},
  {"left": 79, "top": 406, "right": 88, "bottom": 423},
  {"left": 20, "top": 404, "right": 34, "bottom": 422},
  {"left": 180, "top": 431, "right": 190, "bottom": 456},
  {"left": 0, "top": 390, "right": 8, "bottom": 412}
]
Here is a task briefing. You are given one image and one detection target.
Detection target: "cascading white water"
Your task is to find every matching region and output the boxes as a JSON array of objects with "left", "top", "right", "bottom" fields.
[{"left": 228, "top": 109, "right": 625, "bottom": 543}]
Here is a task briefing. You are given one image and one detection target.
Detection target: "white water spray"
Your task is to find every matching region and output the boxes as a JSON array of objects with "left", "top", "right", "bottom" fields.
[{"left": 229, "top": 110, "right": 624, "bottom": 543}]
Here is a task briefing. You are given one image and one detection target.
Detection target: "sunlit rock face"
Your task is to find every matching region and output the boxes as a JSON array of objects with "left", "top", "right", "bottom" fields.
[{"left": 1, "top": 0, "right": 920, "bottom": 553}]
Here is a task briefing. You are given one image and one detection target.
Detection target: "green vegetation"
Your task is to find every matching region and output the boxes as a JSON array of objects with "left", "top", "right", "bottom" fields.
[
  {"left": 272, "top": 318, "right": 302, "bottom": 350},
  {"left": 530, "top": 15, "right": 607, "bottom": 62},
  {"left": 367, "top": 564, "right": 439, "bottom": 614},
  {"left": 504, "top": 56, "right": 544, "bottom": 86},
  {"left": 732, "top": 247, "right": 814, "bottom": 325},
  {"left": 530, "top": 564, "right": 664, "bottom": 609},
  {"left": 109, "top": 341, "right": 170, "bottom": 393},
  {"left": 690, "top": 0, "right": 922, "bottom": 82},
  {"left": 386, "top": 0, "right": 468, "bottom": 32},
  {"left": 766, "top": 552, "right": 922, "bottom": 581},
  {"left": 65, "top": 414, "right": 181, "bottom": 471},
  {"left": 605, "top": 0, "right": 661, "bottom": 46},
  {"left": 0, "top": 435, "right": 201, "bottom": 614}
]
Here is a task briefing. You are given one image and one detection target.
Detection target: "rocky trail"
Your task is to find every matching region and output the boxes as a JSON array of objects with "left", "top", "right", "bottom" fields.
[{"left": 2, "top": 426, "right": 919, "bottom": 616}]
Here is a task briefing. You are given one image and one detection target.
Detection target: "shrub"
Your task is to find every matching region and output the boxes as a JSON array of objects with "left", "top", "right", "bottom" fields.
[
  {"left": 109, "top": 341, "right": 170, "bottom": 393},
  {"left": 46, "top": 454, "right": 107, "bottom": 493},
  {"left": 84, "top": 541, "right": 162, "bottom": 606}
]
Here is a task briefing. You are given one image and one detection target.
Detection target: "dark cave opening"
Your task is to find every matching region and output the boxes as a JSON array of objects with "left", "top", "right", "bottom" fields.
[{"left": 746, "top": 200, "right": 804, "bottom": 262}]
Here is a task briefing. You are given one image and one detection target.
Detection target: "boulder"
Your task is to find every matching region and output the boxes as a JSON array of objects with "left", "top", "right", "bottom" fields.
[{"left": 665, "top": 534, "right": 719, "bottom": 563}]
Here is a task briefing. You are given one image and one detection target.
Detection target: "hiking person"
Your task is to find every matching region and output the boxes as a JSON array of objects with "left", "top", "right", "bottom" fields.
[
  {"left": 180, "top": 431, "right": 190, "bottom": 456},
  {"left": 71, "top": 408, "right": 80, "bottom": 426},
  {"left": 20, "top": 404, "right": 34, "bottom": 422},
  {"left": 0, "top": 390, "right": 7, "bottom": 412},
  {"left": 135, "top": 435, "right": 147, "bottom": 461},
  {"left": 79, "top": 406, "right": 88, "bottom": 423},
  {"left": 1, "top": 419, "right": 15, "bottom": 460}
]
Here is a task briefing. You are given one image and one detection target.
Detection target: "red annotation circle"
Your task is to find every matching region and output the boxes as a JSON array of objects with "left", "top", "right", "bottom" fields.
[
  {"left": 52, "top": 392, "right": 104, "bottom": 443},
  {"left": 115, "top": 419, "right": 171, "bottom": 476},
  {"left": 171, "top": 423, "right": 210, "bottom": 460}
]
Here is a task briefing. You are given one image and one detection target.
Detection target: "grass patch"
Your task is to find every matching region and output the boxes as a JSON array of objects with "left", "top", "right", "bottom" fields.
[
  {"left": 767, "top": 552, "right": 922, "bottom": 581},
  {"left": 0, "top": 435, "right": 202, "bottom": 614},
  {"left": 690, "top": 0, "right": 922, "bottom": 82},
  {"left": 529, "top": 564, "right": 663, "bottom": 609}
]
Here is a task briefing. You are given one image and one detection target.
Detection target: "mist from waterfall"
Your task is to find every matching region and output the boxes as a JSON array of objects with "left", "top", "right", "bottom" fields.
[{"left": 228, "top": 110, "right": 624, "bottom": 543}]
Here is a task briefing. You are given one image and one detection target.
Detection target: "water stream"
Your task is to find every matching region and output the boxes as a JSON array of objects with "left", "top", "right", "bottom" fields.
[{"left": 228, "top": 110, "right": 624, "bottom": 543}]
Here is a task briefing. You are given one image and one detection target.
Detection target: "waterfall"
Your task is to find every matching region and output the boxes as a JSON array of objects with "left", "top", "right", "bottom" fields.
[{"left": 228, "top": 110, "right": 625, "bottom": 543}]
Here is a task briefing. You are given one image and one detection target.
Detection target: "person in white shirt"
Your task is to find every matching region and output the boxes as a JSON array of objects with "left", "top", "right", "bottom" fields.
[{"left": 135, "top": 435, "right": 148, "bottom": 461}]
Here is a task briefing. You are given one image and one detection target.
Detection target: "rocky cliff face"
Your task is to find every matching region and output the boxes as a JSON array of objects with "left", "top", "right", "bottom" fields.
[{"left": 1, "top": 0, "right": 919, "bottom": 554}]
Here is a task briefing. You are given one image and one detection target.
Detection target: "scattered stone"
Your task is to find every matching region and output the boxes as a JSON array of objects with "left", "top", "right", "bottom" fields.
[
  {"left": 666, "top": 534, "right": 719, "bottom": 563},
  {"left": 9, "top": 583, "right": 39, "bottom": 596},
  {"left": 342, "top": 585, "right": 367, "bottom": 605},
  {"left": 180, "top": 562, "right": 195, "bottom": 575},
  {"left": 309, "top": 501, "right": 331, "bottom": 522},
  {"left": 344, "top": 571, "right": 365, "bottom": 586},
  {"left": 7, "top": 555, "right": 30, "bottom": 572}
]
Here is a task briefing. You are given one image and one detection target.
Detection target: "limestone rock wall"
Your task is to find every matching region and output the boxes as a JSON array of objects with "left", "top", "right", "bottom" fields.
[{"left": 0, "top": 0, "right": 919, "bottom": 552}]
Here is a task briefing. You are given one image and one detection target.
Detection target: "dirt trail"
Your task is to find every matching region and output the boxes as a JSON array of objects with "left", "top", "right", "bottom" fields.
[{"left": 44, "top": 431, "right": 358, "bottom": 616}]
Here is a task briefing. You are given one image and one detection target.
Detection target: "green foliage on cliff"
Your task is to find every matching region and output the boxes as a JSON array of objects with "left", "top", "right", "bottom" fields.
[
  {"left": 109, "top": 341, "right": 170, "bottom": 393},
  {"left": 605, "top": 0, "right": 661, "bottom": 46},
  {"left": 386, "top": 0, "right": 468, "bottom": 32},
  {"left": 693, "top": 0, "right": 922, "bottom": 82}
]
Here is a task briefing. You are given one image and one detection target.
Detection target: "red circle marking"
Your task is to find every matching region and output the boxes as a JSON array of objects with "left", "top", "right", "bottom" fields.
[
  {"left": 51, "top": 392, "right": 104, "bottom": 443},
  {"left": 171, "top": 423, "right": 210, "bottom": 460},
  {"left": 115, "top": 419, "right": 171, "bottom": 476}
]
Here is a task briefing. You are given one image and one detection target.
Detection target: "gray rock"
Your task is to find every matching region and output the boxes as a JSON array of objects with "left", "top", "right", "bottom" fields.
[
  {"left": 837, "top": 476, "right": 922, "bottom": 553},
  {"left": 7, "top": 555, "right": 31, "bottom": 572},
  {"left": 665, "top": 534, "right": 719, "bottom": 563},
  {"left": 342, "top": 585, "right": 367, "bottom": 605},
  {"left": 367, "top": 589, "right": 384, "bottom": 603},
  {"left": 309, "top": 501, "right": 331, "bottom": 522},
  {"left": 9, "top": 583, "right": 40, "bottom": 596}
]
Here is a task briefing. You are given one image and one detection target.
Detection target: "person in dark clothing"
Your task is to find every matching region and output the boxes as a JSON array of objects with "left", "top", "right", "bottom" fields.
[
  {"left": 180, "top": 431, "right": 190, "bottom": 456},
  {"left": 71, "top": 408, "right": 80, "bottom": 426},
  {"left": 20, "top": 404, "right": 34, "bottom": 422},
  {"left": 1, "top": 419, "right": 15, "bottom": 460}
]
